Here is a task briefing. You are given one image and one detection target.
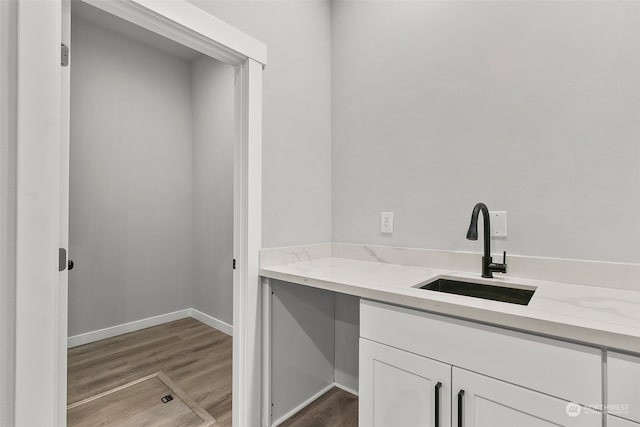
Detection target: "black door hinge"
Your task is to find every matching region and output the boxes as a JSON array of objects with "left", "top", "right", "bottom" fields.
[
  {"left": 59, "top": 248, "right": 67, "bottom": 272},
  {"left": 233, "top": 259, "right": 237, "bottom": 270},
  {"left": 59, "top": 248, "right": 75, "bottom": 272},
  {"left": 61, "top": 44, "right": 69, "bottom": 67}
]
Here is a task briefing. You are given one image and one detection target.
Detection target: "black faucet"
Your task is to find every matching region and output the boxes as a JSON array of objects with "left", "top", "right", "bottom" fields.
[{"left": 466, "top": 202, "right": 507, "bottom": 278}]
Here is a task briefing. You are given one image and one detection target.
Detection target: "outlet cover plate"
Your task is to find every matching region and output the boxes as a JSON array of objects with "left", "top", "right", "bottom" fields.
[
  {"left": 490, "top": 211, "right": 507, "bottom": 237},
  {"left": 381, "top": 212, "right": 394, "bottom": 233}
]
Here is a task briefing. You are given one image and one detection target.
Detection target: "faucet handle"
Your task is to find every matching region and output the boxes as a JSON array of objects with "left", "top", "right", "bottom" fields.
[
  {"left": 500, "top": 251, "right": 508, "bottom": 274},
  {"left": 488, "top": 251, "right": 508, "bottom": 275}
]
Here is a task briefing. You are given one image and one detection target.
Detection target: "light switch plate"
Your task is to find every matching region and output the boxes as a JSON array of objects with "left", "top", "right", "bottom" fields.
[
  {"left": 381, "top": 212, "right": 394, "bottom": 233},
  {"left": 490, "top": 211, "right": 507, "bottom": 237}
]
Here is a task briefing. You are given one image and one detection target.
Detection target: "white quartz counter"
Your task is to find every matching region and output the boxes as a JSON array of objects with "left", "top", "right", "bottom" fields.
[{"left": 260, "top": 256, "right": 640, "bottom": 353}]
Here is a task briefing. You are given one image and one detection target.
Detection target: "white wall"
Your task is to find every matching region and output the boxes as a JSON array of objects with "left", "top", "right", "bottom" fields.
[
  {"left": 68, "top": 18, "right": 194, "bottom": 335},
  {"left": 331, "top": 0, "right": 640, "bottom": 264},
  {"left": 191, "top": 56, "right": 235, "bottom": 325},
  {"left": 0, "top": 0, "right": 17, "bottom": 424},
  {"left": 188, "top": 0, "right": 333, "bottom": 248}
]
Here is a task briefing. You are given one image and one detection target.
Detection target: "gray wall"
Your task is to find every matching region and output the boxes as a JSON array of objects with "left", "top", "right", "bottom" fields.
[
  {"left": 188, "top": 0, "right": 333, "bottom": 248},
  {"left": 184, "top": 4, "right": 336, "bottom": 420},
  {"left": 331, "top": 0, "right": 640, "bottom": 263},
  {"left": 192, "top": 56, "right": 235, "bottom": 325},
  {"left": 334, "top": 293, "right": 359, "bottom": 392},
  {"left": 68, "top": 19, "right": 194, "bottom": 335},
  {"left": 269, "top": 283, "right": 359, "bottom": 421},
  {"left": 270, "top": 281, "right": 335, "bottom": 424},
  {"left": 0, "top": 0, "right": 17, "bottom": 423}
]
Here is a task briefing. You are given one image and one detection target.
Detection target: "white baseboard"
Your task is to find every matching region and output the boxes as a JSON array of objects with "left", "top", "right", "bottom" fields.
[
  {"left": 68, "top": 308, "right": 232, "bottom": 348},
  {"left": 190, "top": 308, "right": 233, "bottom": 336},
  {"left": 67, "top": 309, "right": 191, "bottom": 348},
  {"left": 334, "top": 381, "right": 358, "bottom": 397},
  {"left": 271, "top": 382, "right": 335, "bottom": 427}
]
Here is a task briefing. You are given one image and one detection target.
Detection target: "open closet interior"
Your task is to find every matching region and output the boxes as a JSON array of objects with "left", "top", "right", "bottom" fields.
[
  {"left": 68, "top": 2, "right": 235, "bottom": 339},
  {"left": 66, "top": 2, "right": 235, "bottom": 425}
]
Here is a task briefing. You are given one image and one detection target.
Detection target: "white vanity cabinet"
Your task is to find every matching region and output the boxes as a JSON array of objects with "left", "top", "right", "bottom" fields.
[
  {"left": 359, "top": 344, "right": 601, "bottom": 427},
  {"left": 608, "top": 351, "right": 640, "bottom": 424},
  {"left": 359, "top": 299, "right": 603, "bottom": 427}
]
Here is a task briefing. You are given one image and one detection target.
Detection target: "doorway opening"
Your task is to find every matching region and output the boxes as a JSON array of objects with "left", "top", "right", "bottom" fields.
[{"left": 66, "top": 3, "right": 235, "bottom": 425}]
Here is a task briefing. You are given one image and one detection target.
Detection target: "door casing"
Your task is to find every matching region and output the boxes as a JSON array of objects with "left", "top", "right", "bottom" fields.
[{"left": 14, "top": 1, "right": 266, "bottom": 425}]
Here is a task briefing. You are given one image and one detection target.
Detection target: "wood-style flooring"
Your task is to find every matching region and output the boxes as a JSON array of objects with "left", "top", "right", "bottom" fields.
[
  {"left": 67, "top": 318, "right": 358, "bottom": 427},
  {"left": 280, "top": 387, "right": 358, "bottom": 427},
  {"left": 67, "top": 318, "right": 232, "bottom": 426},
  {"left": 67, "top": 372, "right": 216, "bottom": 427}
]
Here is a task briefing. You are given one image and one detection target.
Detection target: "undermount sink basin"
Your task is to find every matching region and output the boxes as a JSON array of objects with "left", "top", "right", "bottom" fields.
[{"left": 418, "top": 277, "right": 536, "bottom": 306}]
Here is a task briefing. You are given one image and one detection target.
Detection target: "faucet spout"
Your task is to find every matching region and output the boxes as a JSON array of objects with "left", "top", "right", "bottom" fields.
[
  {"left": 466, "top": 203, "right": 490, "bottom": 253},
  {"left": 466, "top": 202, "right": 506, "bottom": 278}
]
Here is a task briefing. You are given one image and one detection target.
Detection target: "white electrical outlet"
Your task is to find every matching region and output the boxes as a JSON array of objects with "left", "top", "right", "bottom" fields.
[
  {"left": 490, "top": 211, "right": 507, "bottom": 237},
  {"left": 381, "top": 212, "right": 394, "bottom": 233}
]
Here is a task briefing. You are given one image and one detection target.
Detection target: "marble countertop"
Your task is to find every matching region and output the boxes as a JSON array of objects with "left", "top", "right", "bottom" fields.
[{"left": 260, "top": 256, "right": 640, "bottom": 353}]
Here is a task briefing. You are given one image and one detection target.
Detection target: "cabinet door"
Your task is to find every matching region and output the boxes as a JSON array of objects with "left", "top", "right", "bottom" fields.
[
  {"left": 359, "top": 338, "right": 451, "bottom": 427},
  {"left": 609, "top": 415, "right": 640, "bottom": 427},
  {"left": 452, "top": 367, "right": 601, "bottom": 427},
  {"left": 609, "top": 351, "right": 640, "bottom": 423}
]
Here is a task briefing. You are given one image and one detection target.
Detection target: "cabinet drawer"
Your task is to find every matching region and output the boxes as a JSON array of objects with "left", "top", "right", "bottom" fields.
[
  {"left": 360, "top": 299, "right": 602, "bottom": 406},
  {"left": 608, "top": 351, "right": 640, "bottom": 423}
]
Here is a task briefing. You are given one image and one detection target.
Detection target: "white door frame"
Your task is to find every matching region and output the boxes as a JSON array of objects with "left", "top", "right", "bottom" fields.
[{"left": 14, "top": 1, "right": 266, "bottom": 425}]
